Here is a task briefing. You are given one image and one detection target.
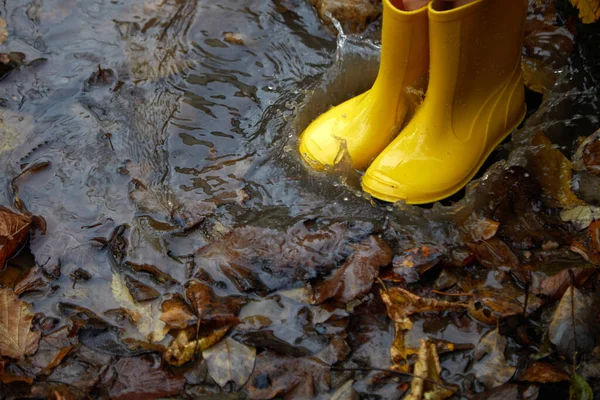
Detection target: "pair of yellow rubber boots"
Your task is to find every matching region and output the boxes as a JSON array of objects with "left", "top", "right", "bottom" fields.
[{"left": 299, "top": 0, "right": 528, "bottom": 204}]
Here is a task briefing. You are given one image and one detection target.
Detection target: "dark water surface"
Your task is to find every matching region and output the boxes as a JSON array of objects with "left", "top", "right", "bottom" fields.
[{"left": 1, "top": 0, "right": 599, "bottom": 397}]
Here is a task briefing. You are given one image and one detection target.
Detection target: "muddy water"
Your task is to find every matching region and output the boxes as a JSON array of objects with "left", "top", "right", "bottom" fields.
[{"left": 0, "top": 0, "right": 599, "bottom": 396}]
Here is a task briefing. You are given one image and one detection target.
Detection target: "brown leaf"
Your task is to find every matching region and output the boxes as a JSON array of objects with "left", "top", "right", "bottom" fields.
[
  {"left": 0, "top": 360, "right": 34, "bottom": 384},
  {"left": 536, "top": 266, "right": 595, "bottom": 299},
  {"left": 384, "top": 246, "right": 443, "bottom": 283},
  {"left": 31, "top": 326, "right": 78, "bottom": 375},
  {"left": 108, "top": 357, "right": 185, "bottom": 399},
  {"left": 468, "top": 238, "right": 520, "bottom": 270},
  {"left": 469, "top": 286, "right": 542, "bottom": 325},
  {"left": 185, "top": 279, "right": 245, "bottom": 324},
  {"left": 160, "top": 294, "right": 197, "bottom": 330},
  {"left": 570, "top": 0, "right": 600, "bottom": 23},
  {"left": 125, "top": 261, "right": 177, "bottom": 285},
  {"left": 520, "top": 362, "right": 570, "bottom": 383},
  {"left": 381, "top": 287, "right": 467, "bottom": 331},
  {"left": 313, "top": 235, "right": 392, "bottom": 304},
  {"left": 405, "top": 339, "right": 454, "bottom": 400},
  {"left": 124, "top": 274, "right": 160, "bottom": 302},
  {"left": 0, "top": 206, "right": 32, "bottom": 268},
  {"left": 14, "top": 266, "right": 48, "bottom": 295},
  {"left": 202, "top": 337, "right": 256, "bottom": 389},
  {"left": 0, "top": 288, "right": 41, "bottom": 359},
  {"left": 245, "top": 351, "right": 331, "bottom": 399},
  {"left": 163, "top": 326, "right": 229, "bottom": 366}
]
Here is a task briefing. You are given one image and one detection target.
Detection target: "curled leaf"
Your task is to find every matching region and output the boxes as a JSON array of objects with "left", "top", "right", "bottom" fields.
[{"left": 405, "top": 339, "right": 454, "bottom": 400}]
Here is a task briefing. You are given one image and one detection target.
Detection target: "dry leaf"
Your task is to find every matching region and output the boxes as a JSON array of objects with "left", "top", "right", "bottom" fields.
[
  {"left": 202, "top": 337, "right": 256, "bottom": 389},
  {"left": 570, "top": 0, "right": 600, "bottom": 23},
  {"left": 0, "top": 207, "right": 32, "bottom": 268},
  {"left": 405, "top": 339, "right": 454, "bottom": 400},
  {"left": 111, "top": 273, "right": 167, "bottom": 342},
  {"left": 163, "top": 326, "right": 229, "bottom": 366},
  {"left": 0, "top": 288, "right": 41, "bottom": 359}
]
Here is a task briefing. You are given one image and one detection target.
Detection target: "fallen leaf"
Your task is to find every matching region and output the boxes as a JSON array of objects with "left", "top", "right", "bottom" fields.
[
  {"left": 570, "top": 373, "right": 594, "bottom": 400},
  {"left": 163, "top": 326, "right": 229, "bottom": 366},
  {"left": 471, "top": 328, "right": 516, "bottom": 389},
  {"left": 185, "top": 279, "right": 245, "bottom": 324},
  {"left": 124, "top": 274, "right": 160, "bottom": 302},
  {"left": 160, "top": 293, "right": 197, "bottom": 330},
  {"left": 125, "top": 261, "right": 177, "bottom": 285},
  {"left": 570, "top": 0, "right": 600, "bottom": 23},
  {"left": 573, "top": 129, "right": 600, "bottom": 176},
  {"left": 245, "top": 350, "right": 331, "bottom": 399},
  {"left": 313, "top": 235, "right": 392, "bottom": 303},
  {"left": 0, "top": 361, "right": 34, "bottom": 384},
  {"left": 536, "top": 266, "right": 595, "bottom": 299},
  {"left": 202, "top": 337, "right": 256, "bottom": 389},
  {"left": 14, "top": 266, "right": 48, "bottom": 295},
  {"left": 520, "top": 362, "right": 570, "bottom": 383},
  {"left": 560, "top": 205, "right": 600, "bottom": 230},
  {"left": 468, "top": 238, "right": 520, "bottom": 270},
  {"left": 529, "top": 132, "right": 585, "bottom": 209},
  {"left": 31, "top": 326, "right": 78, "bottom": 375},
  {"left": 384, "top": 245, "right": 443, "bottom": 283},
  {"left": 0, "top": 18, "right": 6, "bottom": 45},
  {"left": 405, "top": 339, "right": 454, "bottom": 400},
  {"left": 469, "top": 286, "right": 542, "bottom": 325},
  {"left": 224, "top": 32, "right": 246, "bottom": 45},
  {"left": 330, "top": 379, "right": 359, "bottom": 400},
  {"left": 548, "top": 286, "right": 595, "bottom": 360},
  {"left": 0, "top": 206, "right": 32, "bottom": 268},
  {"left": 0, "top": 288, "right": 41, "bottom": 359},
  {"left": 108, "top": 357, "right": 185, "bottom": 399},
  {"left": 111, "top": 273, "right": 167, "bottom": 342},
  {"left": 381, "top": 287, "right": 467, "bottom": 331},
  {"left": 381, "top": 288, "right": 467, "bottom": 368}
]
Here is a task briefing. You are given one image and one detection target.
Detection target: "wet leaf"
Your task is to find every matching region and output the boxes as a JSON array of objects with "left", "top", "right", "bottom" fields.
[
  {"left": 570, "top": 373, "right": 594, "bottom": 400},
  {"left": 385, "top": 245, "right": 443, "bottom": 283},
  {"left": 125, "top": 261, "right": 177, "bottom": 285},
  {"left": 164, "top": 326, "right": 229, "bottom": 366},
  {"left": 468, "top": 238, "right": 520, "bottom": 270},
  {"left": 202, "top": 337, "right": 256, "bottom": 389},
  {"left": 0, "top": 288, "right": 41, "bottom": 359},
  {"left": 111, "top": 273, "right": 167, "bottom": 342},
  {"left": 520, "top": 362, "right": 569, "bottom": 383},
  {"left": 536, "top": 266, "right": 595, "bottom": 299},
  {"left": 472, "top": 328, "right": 516, "bottom": 389},
  {"left": 185, "top": 279, "right": 245, "bottom": 324},
  {"left": 108, "top": 357, "right": 185, "bottom": 399},
  {"left": 381, "top": 287, "right": 467, "bottom": 331},
  {"left": 160, "top": 293, "right": 197, "bottom": 330},
  {"left": 570, "top": 0, "right": 600, "bottom": 23},
  {"left": 529, "top": 132, "right": 585, "bottom": 209},
  {"left": 469, "top": 286, "right": 542, "bottom": 325},
  {"left": 405, "top": 339, "right": 454, "bottom": 400},
  {"left": 574, "top": 129, "right": 600, "bottom": 176},
  {"left": 124, "top": 274, "right": 160, "bottom": 302},
  {"left": 245, "top": 350, "right": 331, "bottom": 399},
  {"left": 313, "top": 235, "right": 392, "bottom": 303},
  {"left": 549, "top": 286, "right": 595, "bottom": 360},
  {"left": 31, "top": 326, "right": 78, "bottom": 375},
  {"left": 14, "top": 266, "right": 48, "bottom": 295},
  {"left": 560, "top": 205, "right": 600, "bottom": 230},
  {"left": 0, "top": 206, "right": 32, "bottom": 268},
  {"left": 224, "top": 32, "right": 246, "bottom": 45},
  {"left": 0, "top": 18, "right": 6, "bottom": 45}
]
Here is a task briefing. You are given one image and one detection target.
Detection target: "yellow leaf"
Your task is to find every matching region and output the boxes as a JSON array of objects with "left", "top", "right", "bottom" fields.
[
  {"left": 0, "top": 18, "right": 6, "bottom": 45},
  {"left": 163, "top": 326, "right": 229, "bottom": 366},
  {"left": 0, "top": 288, "right": 41, "bottom": 359},
  {"left": 570, "top": 0, "right": 600, "bottom": 23}
]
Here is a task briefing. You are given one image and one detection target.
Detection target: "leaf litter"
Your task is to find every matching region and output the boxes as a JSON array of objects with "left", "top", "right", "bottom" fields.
[{"left": 1, "top": 0, "right": 600, "bottom": 399}]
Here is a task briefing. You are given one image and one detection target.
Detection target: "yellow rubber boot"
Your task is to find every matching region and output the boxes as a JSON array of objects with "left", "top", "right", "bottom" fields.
[
  {"left": 298, "top": 0, "right": 429, "bottom": 171},
  {"left": 362, "top": 0, "right": 527, "bottom": 203}
]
